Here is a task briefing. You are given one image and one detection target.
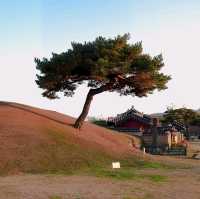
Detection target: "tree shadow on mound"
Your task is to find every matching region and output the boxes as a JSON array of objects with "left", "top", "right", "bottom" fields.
[{"left": 0, "top": 101, "right": 74, "bottom": 127}]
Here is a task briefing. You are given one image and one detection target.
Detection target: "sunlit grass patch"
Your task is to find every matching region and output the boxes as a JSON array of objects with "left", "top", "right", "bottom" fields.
[
  {"left": 123, "top": 193, "right": 155, "bottom": 199},
  {"left": 87, "top": 166, "right": 168, "bottom": 182},
  {"left": 49, "top": 196, "right": 63, "bottom": 199},
  {"left": 91, "top": 167, "right": 138, "bottom": 180},
  {"left": 145, "top": 174, "right": 167, "bottom": 182}
]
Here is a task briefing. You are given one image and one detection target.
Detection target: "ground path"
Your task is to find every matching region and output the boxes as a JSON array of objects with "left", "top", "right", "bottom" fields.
[{"left": 1, "top": 165, "right": 200, "bottom": 199}]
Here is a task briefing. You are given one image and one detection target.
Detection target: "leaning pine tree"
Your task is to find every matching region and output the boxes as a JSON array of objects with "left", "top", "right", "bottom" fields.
[{"left": 35, "top": 34, "right": 171, "bottom": 129}]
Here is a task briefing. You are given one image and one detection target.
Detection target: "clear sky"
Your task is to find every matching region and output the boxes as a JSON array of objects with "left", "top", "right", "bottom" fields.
[{"left": 0, "top": 0, "right": 200, "bottom": 118}]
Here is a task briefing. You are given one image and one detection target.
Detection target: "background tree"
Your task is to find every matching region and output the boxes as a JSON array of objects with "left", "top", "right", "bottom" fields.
[
  {"left": 35, "top": 34, "right": 171, "bottom": 129},
  {"left": 162, "top": 107, "right": 198, "bottom": 125},
  {"left": 190, "top": 115, "right": 200, "bottom": 126},
  {"left": 162, "top": 107, "right": 200, "bottom": 137}
]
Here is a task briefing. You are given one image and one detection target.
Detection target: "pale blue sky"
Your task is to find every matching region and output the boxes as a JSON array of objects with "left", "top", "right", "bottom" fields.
[{"left": 0, "top": 0, "right": 200, "bottom": 118}]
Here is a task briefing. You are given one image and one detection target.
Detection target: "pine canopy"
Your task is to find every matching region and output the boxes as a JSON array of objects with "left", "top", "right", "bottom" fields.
[{"left": 35, "top": 34, "right": 171, "bottom": 99}]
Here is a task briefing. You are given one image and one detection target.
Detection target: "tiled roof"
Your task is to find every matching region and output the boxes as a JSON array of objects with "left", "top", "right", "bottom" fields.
[
  {"left": 171, "top": 121, "right": 186, "bottom": 131},
  {"left": 108, "top": 106, "right": 152, "bottom": 126}
]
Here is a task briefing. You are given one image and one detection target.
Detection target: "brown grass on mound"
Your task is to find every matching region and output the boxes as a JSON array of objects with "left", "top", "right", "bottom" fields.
[{"left": 0, "top": 101, "right": 139, "bottom": 175}]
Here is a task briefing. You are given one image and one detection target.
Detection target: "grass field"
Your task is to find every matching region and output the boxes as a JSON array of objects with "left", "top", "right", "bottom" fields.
[{"left": 0, "top": 159, "right": 199, "bottom": 199}]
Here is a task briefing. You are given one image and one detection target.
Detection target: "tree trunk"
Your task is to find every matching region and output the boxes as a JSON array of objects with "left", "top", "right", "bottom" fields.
[
  {"left": 74, "top": 83, "right": 112, "bottom": 129},
  {"left": 74, "top": 89, "right": 94, "bottom": 129}
]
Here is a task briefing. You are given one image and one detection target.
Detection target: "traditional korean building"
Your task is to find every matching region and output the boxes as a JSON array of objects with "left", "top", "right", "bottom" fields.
[{"left": 107, "top": 106, "right": 152, "bottom": 132}]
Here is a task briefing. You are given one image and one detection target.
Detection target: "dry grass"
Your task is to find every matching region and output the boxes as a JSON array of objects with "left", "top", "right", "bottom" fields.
[
  {"left": 0, "top": 101, "right": 198, "bottom": 175},
  {"left": 0, "top": 101, "right": 143, "bottom": 175}
]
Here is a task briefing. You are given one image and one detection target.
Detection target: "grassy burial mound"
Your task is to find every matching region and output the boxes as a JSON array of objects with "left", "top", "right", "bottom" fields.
[{"left": 0, "top": 101, "right": 142, "bottom": 175}]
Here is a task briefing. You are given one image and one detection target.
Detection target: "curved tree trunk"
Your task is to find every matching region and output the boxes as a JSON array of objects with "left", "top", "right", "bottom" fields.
[
  {"left": 74, "top": 89, "right": 94, "bottom": 129},
  {"left": 74, "top": 83, "right": 112, "bottom": 129}
]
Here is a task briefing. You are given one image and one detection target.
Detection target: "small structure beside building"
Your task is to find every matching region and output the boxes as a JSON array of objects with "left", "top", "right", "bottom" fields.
[
  {"left": 143, "top": 118, "right": 186, "bottom": 154},
  {"left": 188, "top": 125, "right": 200, "bottom": 139}
]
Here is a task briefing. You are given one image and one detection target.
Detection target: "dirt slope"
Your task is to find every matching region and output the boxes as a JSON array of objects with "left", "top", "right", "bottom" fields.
[{"left": 0, "top": 101, "right": 136, "bottom": 174}]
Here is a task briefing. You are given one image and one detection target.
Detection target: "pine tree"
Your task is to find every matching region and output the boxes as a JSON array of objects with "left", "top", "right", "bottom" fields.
[{"left": 35, "top": 34, "right": 171, "bottom": 129}]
